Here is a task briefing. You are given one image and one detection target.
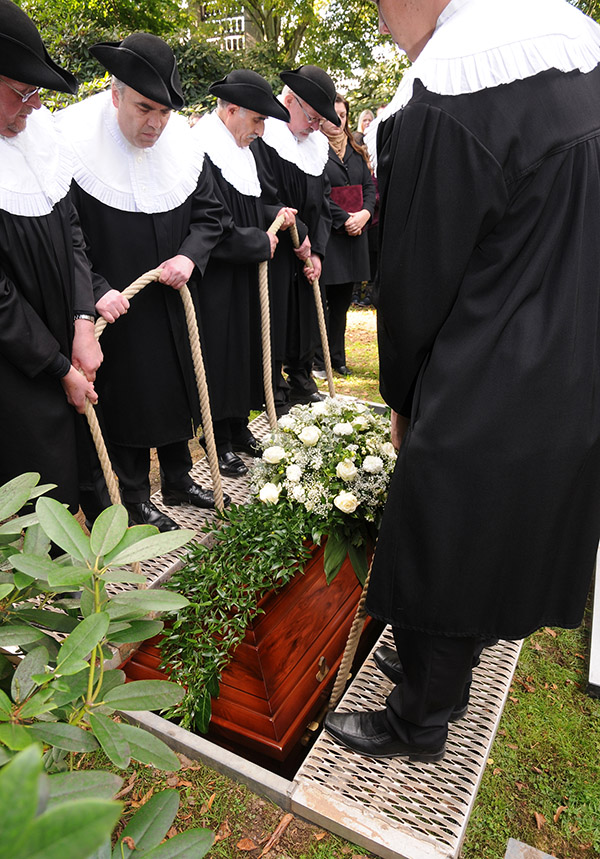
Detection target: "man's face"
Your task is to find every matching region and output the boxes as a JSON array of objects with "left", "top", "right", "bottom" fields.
[
  {"left": 112, "top": 83, "right": 171, "bottom": 148},
  {"left": 284, "top": 91, "right": 324, "bottom": 142},
  {"left": 0, "top": 76, "right": 42, "bottom": 138},
  {"left": 372, "top": 0, "right": 448, "bottom": 61},
  {"left": 227, "top": 106, "right": 267, "bottom": 148}
]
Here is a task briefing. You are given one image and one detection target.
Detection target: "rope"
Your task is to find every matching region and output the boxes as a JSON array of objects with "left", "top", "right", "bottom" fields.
[
  {"left": 327, "top": 549, "right": 375, "bottom": 711},
  {"left": 289, "top": 224, "right": 336, "bottom": 398},
  {"left": 259, "top": 215, "right": 285, "bottom": 430}
]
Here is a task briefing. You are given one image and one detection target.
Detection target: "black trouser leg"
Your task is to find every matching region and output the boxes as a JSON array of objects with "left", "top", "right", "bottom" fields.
[
  {"left": 108, "top": 444, "right": 151, "bottom": 504},
  {"left": 158, "top": 440, "right": 193, "bottom": 490},
  {"left": 385, "top": 629, "right": 480, "bottom": 748},
  {"left": 284, "top": 359, "right": 318, "bottom": 398},
  {"left": 326, "top": 281, "right": 353, "bottom": 369}
]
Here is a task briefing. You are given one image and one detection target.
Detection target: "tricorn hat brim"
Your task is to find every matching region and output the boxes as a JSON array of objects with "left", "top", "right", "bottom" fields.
[
  {"left": 280, "top": 65, "right": 340, "bottom": 126},
  {"left": 209, "top": 70, "right": 289, "bottom": 122}
]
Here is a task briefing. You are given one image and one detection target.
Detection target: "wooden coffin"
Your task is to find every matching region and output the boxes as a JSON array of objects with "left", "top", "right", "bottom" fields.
[{"left": 124, "top": 542, "right": 372, "bottom": 763}]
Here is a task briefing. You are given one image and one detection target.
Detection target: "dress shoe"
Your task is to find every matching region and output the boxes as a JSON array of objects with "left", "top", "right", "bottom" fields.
[
  {"left": 162, "top": 481, "right": 230, "bottom": 509},
  {"left": 217, "top": 450, "right": 248, "bottom": 477},
  {"left": 374, "top": 645, "right": 468, "bottom": 722},
  {"left": 312, "top": 367, "right": 327, "bottom": 380},
  {"left": 125, "top": 500, "right": 179, "bottom": 532},
  {"left": 289, "top": 390, "right": 325, "bottom": 406},
  {"left": 334, "top": 365, "right": 350, "bottom": 376},
  {"left": 324, "top": 710, "right": 446, "bottom": 762},
  {"left": 231, "top": 434, "right": 263, "bottom": 457}
]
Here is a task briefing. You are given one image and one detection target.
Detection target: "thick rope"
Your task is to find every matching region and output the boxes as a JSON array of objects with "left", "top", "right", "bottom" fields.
[
  {"left": 289, "top": 224, "right": 336, "bottom": 398},
  {"left": 327, "top": 550, "right": 375, "bottom": 711},
  {"left": 259, "top": 214, "right": 285, "bottom": 430}
]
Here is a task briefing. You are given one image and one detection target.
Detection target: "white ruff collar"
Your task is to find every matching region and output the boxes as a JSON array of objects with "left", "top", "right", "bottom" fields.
[
  {"left": 56, "top": 90, "right": 204, "bottom": 213},
  {"left": 0, "top": 107, "right": 72, "bottom": 217},
  {"left": 367, "top": 0, "right": 600, "bottom": 171},
  {"left": 192, "top": 110, "right": 261, "bottom": 197},
  {"left": 262, "top": 116, "right": 329, "bottom": 177}
]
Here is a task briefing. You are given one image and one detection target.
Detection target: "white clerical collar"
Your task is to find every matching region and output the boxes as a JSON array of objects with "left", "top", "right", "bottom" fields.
[
  {"left": 262, "top": 115, "right": 329, "bottom": 177},
  {"left": 366, "top": 0, "right": 600, "bottom": 171},
  {"left": 0, "top": 107, "right": 72, "bottom": 217},
  {"left": 192, "top": 110, "right": 261, "bottom": 197},
  {"left": 56, "top": 90, "right": 204, "bottom": 214}
]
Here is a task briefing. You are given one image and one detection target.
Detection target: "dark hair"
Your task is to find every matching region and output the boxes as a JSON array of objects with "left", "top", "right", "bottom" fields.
[{"left": 335, "top": 93, "right": 370, "bottom": 165}]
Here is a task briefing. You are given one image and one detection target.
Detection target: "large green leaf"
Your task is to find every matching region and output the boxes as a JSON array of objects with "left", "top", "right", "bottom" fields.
[
  {"left": 36, "top": 497, "right": 91, "bottom": 563},
  {"left": 90, "top": 505, "right": 129, "bottom": 559},
  {"left": 11, "top": 799, "right": 122, "bottom": 859},
  {"left": 46, "top": 671, "right": 88, "bottom": 709},
  {"left": 348, "top": 542, "right": 368, "bottom": 585},
  {"left": 0, "top": 583, "right": 13, "bottom": 600},
  {"left": 88, "top": 712, "right": 131, "bottom": 769},
  {"left": 109, "top": 590, "right": 189, "bottom": 613},
  {"left": 103, "top": 680, "right": 184, "bottom": 712},
  {"left": 47, "top": 770, "right": 123, "bottom": 807},
  {"left": 0, "top": 688, "right": 12, "bottom": 719},
  {"left": 0, "top": 722, "right": 35, "bottom": 750},
  {"left": 96, "top": 669, "right": 126, "bottom": 699},
  {"left": 115, "top": 722, "right": 180, "bottom": 771},
  {"left": 18, "top": 689, "right": 59, "bottom": 719},
  {"left": 0, "top": 625, "right": 45, "bottom": 647},
  {"left": 107, "top": 619, "right": 164, "bottom": 645},
  {"left": 13, "top": 608, "right": 78, "bottom": 634},
  {"left": 27, "top": 722, "right": 99, "bottom": 752},
  {"left": 0, "top": 744, "right": 42, "bottom": 850},
  {"left": 193, "top": 689, "right": 212, "bottom": 735},
  {"left": 323, "top": 532, "right": 348, "bottom": 584},
  {"left": 55, "top": 612, "right": 110, "bottom": 676},
  {"left": 101, "top": 570, "right": 147, "bottom": 584},
  {"left": 112, "top": 789, "right": 179, "bottom": 859},
  {"left": 22, "top": 522, "right": 51, "bottom": 557},
  {"left": 143, "top": 828, "right": 214, "bottom": 858},
  {"left": 105, "top": 530, "right": 195, "bottom": 566},
  {"left": 11, "top": 646, "right": 48, "bottom": 703},
  {"left": 47, "top": 566, "right": 93, "bottom": 589},
  {"left": 0, "top": 512, "right": 41, "bottom": 535},
  {"left": 100, "top": 524, "right": 157, "bottom": 564},
  {"left": 85, "top": 840, "right": 111, "bottom": 859},
  {"left": 0, "top": 473, "right": 40, "bottom": 522}
]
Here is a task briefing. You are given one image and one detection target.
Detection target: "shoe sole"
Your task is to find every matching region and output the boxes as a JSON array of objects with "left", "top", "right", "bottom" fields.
[{"left": 325, "top": 728, "right": 446, "bottom": 762}]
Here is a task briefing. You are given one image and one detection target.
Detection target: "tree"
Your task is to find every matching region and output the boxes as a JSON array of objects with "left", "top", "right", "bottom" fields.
[{"left": 570, "top": 0, "right": 600, "bottom": 22}]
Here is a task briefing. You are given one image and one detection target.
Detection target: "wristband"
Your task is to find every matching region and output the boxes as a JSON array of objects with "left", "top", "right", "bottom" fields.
[{"left": 73, "top": 313, "right": 96, "bottom": 323}]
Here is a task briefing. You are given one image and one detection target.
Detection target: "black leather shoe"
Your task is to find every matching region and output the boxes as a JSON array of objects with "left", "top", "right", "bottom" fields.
[
  {"left": 324, "top": 710, "right": 446, "bottom": 762},
  {"left": 218, "top": 450, "right": 248, "bottom": 477},
  {"left": 289, "top": 390, "right": 325, "bottom": 406},
  {"left": 125, "top": 500, "right": 179, "bottom": 532},
  {"left": 374, "top": 645, "right": 468, "bottom": 722},
  {"left": 231, "top": 434, "right": 263, "bottom": 457},
  {"left": 334, "top": 365, "right": 350, "bottom": 376},
  {"left": 162, "top": 482, "right": 230, "bottom": 509}
]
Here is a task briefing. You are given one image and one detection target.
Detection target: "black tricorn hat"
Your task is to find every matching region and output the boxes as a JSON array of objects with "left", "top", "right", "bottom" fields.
[
  {"left": 90, "top": 33, "right": 184, "bottom": 110},
  {"left": 279, "top": 65, "right": 340, "bottom": 126},
  {"left": 0, "top": 0, "right": 77, "bottom": 93},
  {"left": 209, "top": 69, "right": 290, "bottom": 122}
]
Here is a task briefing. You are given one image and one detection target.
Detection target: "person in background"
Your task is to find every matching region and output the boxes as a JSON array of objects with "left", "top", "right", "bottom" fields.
[
  {"left": 352, "top": 108, "right": 374, "bottom": 146},
  {"left": 314, "top": 94, "right": 375, "bottom": 378}
]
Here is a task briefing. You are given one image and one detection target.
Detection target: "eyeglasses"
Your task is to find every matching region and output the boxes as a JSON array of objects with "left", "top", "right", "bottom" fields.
[
  {"left": 293, "top": 94, "right": 323, "bottom": 127},
  {"left": 0, "top": 78, "right": 40, "bottom": 103}
]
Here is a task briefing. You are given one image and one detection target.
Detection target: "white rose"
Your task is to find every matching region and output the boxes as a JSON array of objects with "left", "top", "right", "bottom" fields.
[
  {"left": 259, "top": 482, "right": 281, "bottom": 504},
  {"left": 299, "top": 425, "right": 321, "bottom": 446},
  {"left": 278, "top": 414, "right": 295, "bottom": 430},
  {"left": 291, "top": 484, "right": 306, "bottom": 502},
  {"left": 352, "top": 415, "right": 370, "bottom": 431},
  {"left": 311, "top": 400, "right": 328, "bottom": 416},
  {"left": 380, "top": 442, "right": 397, "bottom": 458},
  {"left": 333, "top": 422, "right": 354, "bottom": 436},
  {"left": 353, "top": 402, "right": 367, "bottom": 413},
  {"left": 336, "top": 458, "right": 358, "bottom": 481},
  {"left": 262, "top": 445, "right": 286, "bottom": 464},
  {"left": 363, "top": 455, "right": 384, "bottom": 474},
  {"left": 334, "top": 490, "right": 359, "bottom": 514},
  {"left": 286, "top": 464, "right": 302, "bottom": 483}
]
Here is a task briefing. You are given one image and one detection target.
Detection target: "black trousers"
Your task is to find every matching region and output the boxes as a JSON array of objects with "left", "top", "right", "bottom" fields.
[
  {"left": 385, "top": 628, "right": 495, "bottom": 748},
  {"left": 212, "top": 417, "right": 251, "bottom": 454},
  {"left": 314, "top": 281, "right": 354, "bottom": 370},
  {"left": 108, "top": 439, "right": 193, "bottom": 504}
]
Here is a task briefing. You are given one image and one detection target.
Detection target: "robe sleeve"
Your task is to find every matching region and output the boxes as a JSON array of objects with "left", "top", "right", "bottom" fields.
[
  {"left": 376, "top": 103, "right": 508, "bottom": 415},
  {"left": 361, "top": 161, "right": 376, "bottom": 216},
  {"left": 177, "top": 162, "right": 227, "bottom": 275},
  {"left": 69, "top": 201, "right": 96, "bottom": 316},
  {"left": 253, "top": 138, "right": 309, "bottom": 245}
]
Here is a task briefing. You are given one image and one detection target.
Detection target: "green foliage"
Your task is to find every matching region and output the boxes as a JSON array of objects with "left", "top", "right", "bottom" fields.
[{"left": 570, "top": 0, "right": 600, "bottom": 23}]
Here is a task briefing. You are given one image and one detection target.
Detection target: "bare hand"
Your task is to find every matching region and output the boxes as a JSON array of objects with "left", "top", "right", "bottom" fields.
[
  {"left": 96, "top": 289, "right": 130, "bottom": 323},
  {"left": 391, "top": 410, "right": 409, "bottom": 450},
  {"left": 276, "top": 206, "right": 297, "bottom": 230},
  {"left": 61, "top": 365, "right": 97, "bottom": 413},
  {"left": 71, "top": 319, "right": 102, "bottom": 381},
  {"left": 158, "top": 255, "right": 195, "bottom": 290},
  {"left": 294, "top": 235, "right": 311, "bottom": 262},
  {"left": 344, "top": 209, "right": 371, "bottom": 237},
  {"left": 303, "top": 253, "right": 321, "bottom": 283},
  {"left": 268, "top": 232, "right": 278, "bottom": 258}
]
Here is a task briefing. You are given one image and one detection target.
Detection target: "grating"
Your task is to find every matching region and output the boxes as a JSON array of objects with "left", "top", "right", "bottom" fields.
[{"left": 291, "top": 627, "right": 522, "bottom": 859}]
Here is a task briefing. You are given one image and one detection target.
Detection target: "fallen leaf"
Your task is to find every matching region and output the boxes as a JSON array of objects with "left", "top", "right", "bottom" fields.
[
  {"left": 114, "top": 775, "right": 137, "bottom": 800},
  {"left": 532, "top": 766, "right": 543, "bottom": 774},
  {"left": 314, "top": 832, "right": 327, "bottom": 841},
  {"left": 207, "top": 792, "right": 216, "bottom": 810},
  {"left": 122, "top": 837, "right": 136, "bottom": 849},
  {"left": 167, "top": 827, "right": 178, "bottom": 838},
  {"left": 534, "top": 812, "right": 546, "bottom": 829},
  {"left": 515, "top": 782, "right": 527, "bottom": 791},
  {"left": 509, "top": 696, "right": 519, "bottom": 703},
  {"left": 214, "top": 820, "right": 231, "bottom": 843},
  {"left": 532, "top": 641, "right": 543, "bottom": 651},
  {"left": 237, "top": 837, "right": 259, "bottom": 850},
  {"left": 507, "top": 743, "right": 518, "bottom": 750},
  {"left": 259, "top": 813, "right": 294, "bottom": 858},
  {"left": 554, "top": 805, "right": 568, "bottom": 823},
  {"left": 575, "top": 653, "right": 585, "bottom": 660},
  {"left": 544, "top": 627, "right": 557, "bottom": 638},
  {"left": 493, "top": 768, "right": 502, "bottom": 775},
  {"left": 178, "top": 779, "right": 194, "bottom": 788}
]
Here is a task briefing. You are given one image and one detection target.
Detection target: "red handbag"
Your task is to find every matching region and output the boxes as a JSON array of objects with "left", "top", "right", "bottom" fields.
[{"left": 330, "top": 184, "right": 363, "bottom": 213}]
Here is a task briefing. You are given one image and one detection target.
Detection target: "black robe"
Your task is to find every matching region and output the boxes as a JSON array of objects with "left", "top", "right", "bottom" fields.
[
  {"left": 71, "top": 164, "right": 225, "bottom": 448},
  {"left": 321, "top": 144, "right": 376, "bottom": 286},
  {"left": 0, "top": 196, "right": 95, "bottom": 508},
  {"left": 194, "top": 155, "right": 277, "bottom": 420},
  {"left": 252, "top": 137, "right": 331, "bottom": 362},
  {"left": 367, "top": 68, "right": 600, "bottom": 640}
]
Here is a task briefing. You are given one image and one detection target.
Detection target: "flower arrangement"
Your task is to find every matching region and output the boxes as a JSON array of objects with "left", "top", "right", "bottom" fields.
[{"left": 251, "top": 396, "right": 395, "bottom": 582}]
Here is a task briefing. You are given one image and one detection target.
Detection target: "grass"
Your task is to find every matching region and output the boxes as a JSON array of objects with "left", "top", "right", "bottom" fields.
[{"left": 147, "top": 306, "right": 600, "bottom": 857}]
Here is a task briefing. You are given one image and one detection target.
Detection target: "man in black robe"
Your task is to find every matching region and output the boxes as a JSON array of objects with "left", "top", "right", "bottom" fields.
[
  {"left": 325, "top": 0, "right": 600, "bottom": 762},
  {"left": 57, "top": 35, "right": 229, "bottom": 531},
  {"left": 252, "top": 66, "right": 338, "bottom": 414},
  {"left": 0, "top": 0, "right": 101, "bottom": 511},
  {"left": 191, "top": 70, "right": 296, "bottom": 477}
]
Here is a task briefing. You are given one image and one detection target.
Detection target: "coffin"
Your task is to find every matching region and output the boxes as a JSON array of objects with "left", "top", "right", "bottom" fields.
[{"left": 123, "top": 542, "right": 375, "bottom": 763}]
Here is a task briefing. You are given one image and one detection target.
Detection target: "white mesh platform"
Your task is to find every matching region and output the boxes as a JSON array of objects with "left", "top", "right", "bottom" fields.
[{"left": 291, "top": 629, "right": 522, "bottom": 859}]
